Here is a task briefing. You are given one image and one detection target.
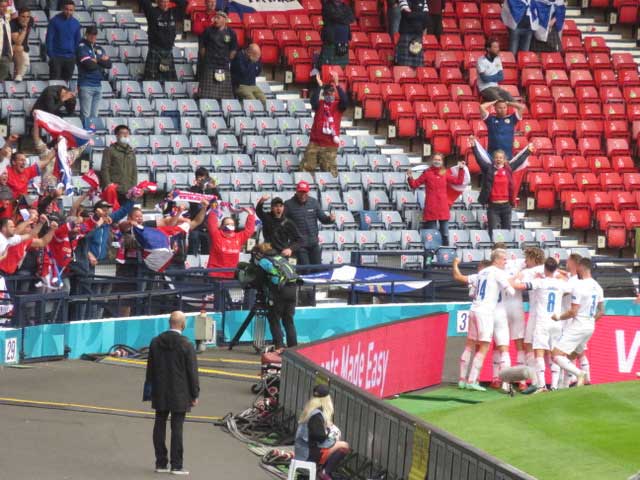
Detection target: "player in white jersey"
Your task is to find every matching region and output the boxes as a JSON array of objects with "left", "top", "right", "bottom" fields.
[
  {"left": 551, "top": 258, "right": 604, "bottom": 386},
  {"left": 452, "top": 250, "right": 515, "bottom": 391},
  {"left": 453, "top": 258, "right": 492, "bottom": 390},
  {"left": 513, "top": 257, "right": 571, "bottom": 394}
]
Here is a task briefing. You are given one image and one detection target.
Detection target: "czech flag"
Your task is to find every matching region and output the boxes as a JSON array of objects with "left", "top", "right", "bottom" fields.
[
  {"left": 133, "top": 223, "right": 190, "bottom": 272},
  {"left": 474, "top": 139, "right": 530, "bottom": 197}
]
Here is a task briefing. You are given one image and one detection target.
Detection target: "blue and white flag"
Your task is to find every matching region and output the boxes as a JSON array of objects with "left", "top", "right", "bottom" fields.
[
  {"left": 502, "top": 0, "right": 539, "bottom": 31},
  {"left": 133, "top": 223, "right": 190, "bottom": 272},
  {"left": 33, "top": 109, "right": 92, "bottom": 148},
  {"left": 534, "top": 0, "right": 565, "bottom": 41},
  {"left": 302, "top": 265, "right": 431, "bottom": 294}
]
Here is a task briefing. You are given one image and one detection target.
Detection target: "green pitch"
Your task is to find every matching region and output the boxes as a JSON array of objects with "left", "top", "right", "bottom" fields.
[{"left": 388, "top": 382, "right": 640, "bottom": 480}]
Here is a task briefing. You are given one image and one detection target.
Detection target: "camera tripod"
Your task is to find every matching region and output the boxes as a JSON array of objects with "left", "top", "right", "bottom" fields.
[{"left": 228, "top": 293, "right": 269, "bottom": 352}]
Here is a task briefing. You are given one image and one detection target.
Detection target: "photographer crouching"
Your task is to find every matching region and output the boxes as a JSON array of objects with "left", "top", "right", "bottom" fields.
[{"left": 251, "top": 242, "right": 302, "bottom": 352}]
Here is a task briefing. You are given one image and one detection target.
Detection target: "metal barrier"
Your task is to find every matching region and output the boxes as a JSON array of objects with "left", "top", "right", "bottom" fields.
[{"left": 280, "top": 349, "right": 535, "bottom": 480}]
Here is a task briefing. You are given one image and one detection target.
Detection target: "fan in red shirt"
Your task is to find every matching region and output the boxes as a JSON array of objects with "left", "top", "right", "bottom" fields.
[
  {"left": 191, "top": 0, "right": 217, "bottom": 36},
  {"left": 206, "top": 207, "right": 256, "bottom": 279},
  {"left": 0, "top": 215, "right": 57, "bottom": 275},
  {"left": 6, "top": 152, "right": 55, "bottom": 199},
  {"left": 48, "top": 213, "right": 103, "bottom": 272}
]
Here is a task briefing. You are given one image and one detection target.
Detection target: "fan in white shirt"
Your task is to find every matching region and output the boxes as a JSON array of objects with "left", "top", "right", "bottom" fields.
[{"left": 551, "top": 258, "right": 604, "bottom": 386}]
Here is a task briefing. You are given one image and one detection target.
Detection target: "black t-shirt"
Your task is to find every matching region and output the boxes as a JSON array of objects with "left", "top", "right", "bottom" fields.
[
  {"left": 10, "top": 17, "right": 33, "bottom": 53},
  {"left": 201, "top": 26, "right": 238, "bottom": 70}
]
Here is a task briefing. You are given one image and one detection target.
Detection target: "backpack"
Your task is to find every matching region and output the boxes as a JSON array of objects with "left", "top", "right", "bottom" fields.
[{"left": 266, "top": 255, "right": 300, "bottom": 288}]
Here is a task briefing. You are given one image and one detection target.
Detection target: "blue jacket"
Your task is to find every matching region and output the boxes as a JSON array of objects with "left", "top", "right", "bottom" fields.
[
  {"left": 46, "top": 14, "right": 81, "bottom": 59},
  {"left": 86, "top": 200, "right": 134, "bottom": 261},
  {"left": 230, "top": 49, "right": 262, "bottom": 87},
  {"left": 76, "top": 39, "right": 112, "bottom": 87}
]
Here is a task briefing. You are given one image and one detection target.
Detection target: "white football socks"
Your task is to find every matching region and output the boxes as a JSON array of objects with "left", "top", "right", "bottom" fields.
[
  {"left": 459, "top": 346, "right": 472, "bottom": 382},
  {"left": 467, "top": 352, "right": 486, "bottom": 385},
  {"left": 553, "top": 355, "right": 582, "bottom": 377},
  {"left": 535, "top": 356, "right": 546, "bottom": 388},
  {"left": 550, "top": 362, "right": 560, "bottom": 389},
  {"left": 579, "top": 355, "right": 590, "bottom": 383}
]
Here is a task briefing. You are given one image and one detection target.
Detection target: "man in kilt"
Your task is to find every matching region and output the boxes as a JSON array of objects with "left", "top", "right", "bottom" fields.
[
  {"left": 198, "top": 11, "right": 237, "bottom": 100},
  {"left": 395, "top": 0, "right": 430, "bottom": 68},
  {"left": 140, "top": 0, "right": 186, "bottom": 82},
  {"left": 318, "top": 0, "right": 355, "bottom": 67}
]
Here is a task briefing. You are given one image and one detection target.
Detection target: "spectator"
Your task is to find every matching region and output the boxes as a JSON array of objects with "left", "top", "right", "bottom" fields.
[
  {"left": 7, "top": 152, "right": 54, "bottom": 199},
  {"left": 10, "top": 7, "right": 32, "bottom": 81},
  {"left": 100, "top": 125, "right": 138, "bottom": 205},
  {"left": 0, "top": 167, "right": 14, "bottom": 220},
  {"left": 318, "top": 0, "right": 354, "bottom": 67},
  {"left": 206, "top": 206, "right": 256, "bottom": 279},
  {"left": 477, "top": 38, "right": 513, "bottom": 102},
  {"left": 255, "top": 195, "right": 301, "bottom": 257},
  {"left": 284, "top": 181, "right": 335, "bottom": 267},
  {"left": 115, "top": 207, "right": 145, "bottom": 317},
  {"left": 186, "top": 167, "right": 220, "bottom": 255},
  {"left": 191, "top": 0, "right": 217, "bottom": 36},
  {"left": 531, "top": 0, "right": 564, "bottom": 53},
  {"left": 470, "top": 136, "right": 533, "bottom": 237},
  {"left": 45, "top": 0, "right": 81, "bottom": 81},
  {"left": 145, "top": 311, "right": 199, "bottom": 476},
  {"left": 31, "top": 85, "right": 76, "bottom": 149},
  {"left": 231, "top": 43, "right": 265, "bottom": 106},
  {"left": 140, "top": 0, "right": 186, "bottom": 81},
  {"left": 0, "top": 0, "right": 12, "bottom": 81},
  {"left": 426, "top": 0, "right": 443, "bottom": 39},
  {"left": 387, "top": 0, "right": 401, "bottom": 36},
  {"left": 198, "top": 11, "right": 237, "bottom": 100},
  {"left": 406, "top": 153, "right": 465, "bottom": 246},
  {"left": 394, "top": 0, "right": 429, "bottom": 68},
  {"left": 252, "top": 242, "right": 300, "bottom": 351},
  {"left": 480, "top": 99, "right": 526, "bottom": 159},
  {"left": 300, "top": 73, "right": 347, "bottom": 178},
  {"left": 294, "top": 384, "right": 350, "bottom": 480},
  {"left": 0, "top": 214, "right": 55, "bottom": 277},
  {"left": 76, "top": 26, "right": 111, "bottom": 127},
  {"left": 502, "top": 0, "right": 536, "bottom": 56}
]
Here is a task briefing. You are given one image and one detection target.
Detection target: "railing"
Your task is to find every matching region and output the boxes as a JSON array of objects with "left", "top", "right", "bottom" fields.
[{"left": 280, "top": 348, "right": 536, "bottom": 480}]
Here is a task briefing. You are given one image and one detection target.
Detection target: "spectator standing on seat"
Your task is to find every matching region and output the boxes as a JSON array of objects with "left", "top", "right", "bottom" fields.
[
  {"left": 191, "top": 0, "right": 217, "bottom": 36},
  {"left": 406, "top": 153, "right": 465, "bottom": 246},
  {"left": 394, "top": 0, "right": 429, "bottom": 68},
  {"left": 187, "top": 166, "right": 219, "bottom": 255},
  {"left": 231, "top": 43, "right": 266, "bottom": 106},
  {"left": 0, "top": 0, "right": 13, "bottom": 81},
  {"left": 76, "top": 26, "right": 111, "bottom": 128},
  {"left": 256, "top": 195, "right": 301, "bottom": 257},
  {"left": 198, "top": 11, "right": 237, "bottom": 100},
  {"left": 145, "top": 311, "right": 199, "bottom": 476},
  {"left": 140, "top": 0, "right": 186, "bottom": 82},
  {"left": 284, "top": 181, "right": 335, "bottom": 267},
  {"left": 45, "top": 0, "right": 81, "bottom": 81},
  {"left": 502, "top": 0, "right": 537, "bottom": 56},
  {"left": 206, "top": 206, "right": 256, "bottom": 278},
  {"left": 10, "top": 7, "right": 32, "bottom": 81},
  {"left": 318, "top": 0, "right": 354, "bottom": 67},
  {"left": 470, "top": 136, "right": 533, "bottom": 238},
  {"left": 31, "top": 85, "right": 76, "bottom": 149},
  {"left": 300, "top": 72, "right": 347, "bottom": 178},
  {"left": 477, "top": 39, "right": 514, "bottom": 102},
  {"left": 531, "top": 0, "right": 564, "bottom": 53},
  {"left": 295, "top": 384, "right": 350, "bottom": 480},
  {"left": 100, "top": 125, "right": 138, "bottom": 206},
  {"left": 388, "top": 0, "right": 401, "bottom": 35},
  {"left": 426, "top": 0, "right": 444, "bottom": 40},
  {"left": 480, "top": 99, "right": 526, "bottom": 160}
]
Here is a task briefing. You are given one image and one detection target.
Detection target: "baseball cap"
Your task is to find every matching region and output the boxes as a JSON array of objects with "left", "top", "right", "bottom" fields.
[
  {"left": 296, "top": 181, "right": 310, "bottom": 192},
  {"left": 85, "top": 25, "right": 98, "bottom": 35},
  {"left": 313, "top": 384, "right": 330, "bottom": 398},
  {"left": 93, "top": 200, "right": 112, "bottom": 210},
  {"left": 271, "top": 197, "right": 284, "bottom": 206}
]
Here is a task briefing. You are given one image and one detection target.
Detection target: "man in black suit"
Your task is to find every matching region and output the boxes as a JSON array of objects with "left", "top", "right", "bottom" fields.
[{"left": 145, "top": 311, "right": 200, "bottom": 475}]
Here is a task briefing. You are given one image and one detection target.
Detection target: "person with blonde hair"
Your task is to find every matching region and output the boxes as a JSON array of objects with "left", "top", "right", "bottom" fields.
[{"left": 294, "top": 384, "right": 350, "bottom": 480}]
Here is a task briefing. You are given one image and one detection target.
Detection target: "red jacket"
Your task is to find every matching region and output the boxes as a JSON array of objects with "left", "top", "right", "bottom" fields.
[
  {"left": 206, "top": 213, "right": 256, "bottom": 278},
  {"left": 49, "top": 216, "right": 99, "bottom": 270},
  {"left": 192, "top": 11, "right": 216, "bottom": 36},
  {"left": 408, "top": 166, "right": 465, "bottom": 221}
]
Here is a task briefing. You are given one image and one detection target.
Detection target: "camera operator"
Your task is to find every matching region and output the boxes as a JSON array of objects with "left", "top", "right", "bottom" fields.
[
  {"left": 255, "top": 194, "right": 301, "bottom": 258},
  {"left": 252, "top": 242, "right": 301, "bottom": 352}
]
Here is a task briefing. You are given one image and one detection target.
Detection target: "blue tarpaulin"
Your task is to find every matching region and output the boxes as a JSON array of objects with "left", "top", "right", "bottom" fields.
[{"left": 301, "top": 266, "right": 431, "bottom": 294}]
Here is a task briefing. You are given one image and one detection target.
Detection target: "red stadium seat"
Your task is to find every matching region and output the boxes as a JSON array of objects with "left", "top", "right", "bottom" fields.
[
  {"left": 243, "top": 12, "right": 266, "bottom": 30},
  {"left": 426, "top": 83, "right": 450, "bottom": 102},
  {"left": 367, "top": 65, "right": 392, "bottom": 82},
  {"left": 575, "top": 86, "right": 600, "bottom": 104},
  {"left": 522, "top": 68, "right": 545, "bottom": 88},
  {"left": 389, "top": 101, "right": 417, "bottom": 138},
  {"left": 596, "top": 211, "right": 627, "bottom": 248},
  {"left": 526, "top": 154, "right": 543, "bottom": 173},
  {"left": 456, "top": 1, "right": 479, "bottom": 17},
  {"left": 459, "top": 101, "right": 481, "bottom": 120},
  {"left": 624, "top": 86, "right": 640, "bottom": 104},
  {"left": 449, "top": 118, "right": 473, "bottom": 141},
  {"left": 349, "top": 31, "right": 370, "bottom": 49},
  {"left": 463, "top": 51, "right": 484, "bottom": 70},
  {"left": 617, "top": 0, "right": 640, "bottom": 24},
  {"left": 450, "top": 84, "right": 475, "bottom": 102},
  {"left": 459, "top": 18, "right": 483, "bottom": 35},
  {"left": 589, "top": 156, "right": 612, "bottom": 175},
  {"left": 579, "top": 102, "right": 604, "bottom": 120},
  {"left": 576, "top": 120, "right": 603, "bottom": 138},
  {"left": 518, "top": 51, "right": 542, "bottom": 69},
  {"left": 381, "top": 83, "right": 404, "bottom": 102},
  {"left": 541, "top": 52, "right": 565, "bottom": 70},
  {"left": 393, "top": 66, "right": 417, "bottom": 84},
  {"left": 275, "top": 30, "right": 299, "bottom": 48},
  {"left": 471, "top": 119, "right": 488, "bottom": 138},
  {"left": 604, "top": 120, "right": 630, "bottom": 139},
  {"left": 416, "top": 66, "right": 439, "bottom": 84},
  {"left": 543, "top": 155, "right": 567, "bottom": 172},
  {"left": 321, "top": 65, "right": 345, "bottom": 84},
  {"left": 553, "top": 172, "right": 577, "bottom": 192},
  {"left": 423, "top": 119, "right": 452, "bottom": 154},
  {"left": 588, "top": 53, "right": 612, "bottom": 71},
  {"left": 587, "top": 191, "right": 614, "bottom": 212},
  {"left": 607, "top": 138, "right": 630, "bottom": 157},
  {"left": 564, "top": 191, "right": 592, "bottom": 230},
  {"left": 413, "top": 101, "right": 437, "bottom": 120},
  {"left": 440, "top": 34, "right": 464, "bottom": 51},
  {"left": 499, "top": 51, "right": 516, "bottom": 69},
  {"left": 545, "top": 69, "right": 570, "bottom": 87},
  {"left": 345, "top": 65, "right": 368, "bottom": 86},
  {"left": 613, "top": 156, "right": 636, "bottom": 174},
  {"left": 440, "top": 67, "right": 464, "bottom": 85},
  {"left": 594, "top": 69, "right": 618, "bottom": 88},
  {"left": 285, "top": 47, "right": 312, "bottom": 82},
  {"left": 298, "top": 30, "right": 322, "bottom": 48},
  {"left": 358, "top": 49, "right": 382, "bottom": 67},
  {"left": 531, "top": 101, "right": 555, "bottom": 120},
  {"left": 529, "top": 85, "right": 553, "bottom": 103},
  {"left": 575, "top": 172, "right": 600, "bottom": 191},
  {"left": 536, "top": 185, "right": 556, "bottom": 210},
  {"left": 556, "top": 102, "right": 580, "bottom": 120},
  {"left": 604, "top": 103, "right": 626, "bottom": 121},
  {"left": 354, "top": 0, "right": 378, "bottom": 17},
  {"left": 578, "top": 137, "right": 603, "bottom": 157},
  {"left": 547, "top": 119, "right": 575, "bottom": 139},
  {"left": 359, "top": 15, "right": 382, "bottom": 32},
  {"left": 564, "top": 155, "right": 590, "bottom": 174},
  {"left": 552, "top": 86, "right": 577, "bottom": 104},
  {"left": 612, "top": 53, "right": 637, "bottom": 72},
  {"left": 302, "top": 0, "right": 322, "bottom": 14},
  {"left": 555, "top": 137, "right": 579, "bottom": 156},
  {"left": 584, "top": 36, "right": 610, "bottom": 55},
  {"left": 252, "top": 30, "right": 279, "bottom": 64},
  {"left": 463, "top": 35, "right": 485, "bottom": 51},
  {"left": 480, "top": 2, "right": 502, "bottom": 18},
  {"left": 619, "top": 70, "right": 640, "bottom": 88},
  {"left": 562, "top": 37, "right": 585, "bottom": 53},
  {"left": 622, "top": 210, "right": 640, "bottom": 230},
  {"left": 289, "top": 13, "right": 312, "bottom": 30},
  {"left": 519, "top": 118, "right": 545, "bottom": 138},
  {"left": 531, "top": 137, "right": 554, "bottom": 155},
  {"left": 565, "top": 53, "right": 589, "bottom": 70},
  {"left": 442, "top": 18, "right": 460, "bottom": 35},
  {"left": 403, "top": 84, "right": 429, "bottom": 102},
  {"left": 562, "top": 20, "right": 582, "bottom": 40},
  {"left": 600, "top": 86, "right": 624, "bottom": 104},
  {"left": 570, "top": 70, "right": 595, "bottom": 88},
  {"left": 437, "top": 101, "right": 461, "bottom": 120},
  {"left": 600, "top": 172, "right": 625, "bottom": 191},
  {"left": 265, "top": 13, "right": 289, "bottom": 30},
  {"left": 612, "top": 191, "right": 637, "bottom": 210},
  {"left": 528, "top": 172, "right": 553, "bottom": 193},
  {"left": 434, "top": 51, "right": 461, "bottom": 68},
  {"left": 422, "top": 34, "right": 440, "bottom": 51}
]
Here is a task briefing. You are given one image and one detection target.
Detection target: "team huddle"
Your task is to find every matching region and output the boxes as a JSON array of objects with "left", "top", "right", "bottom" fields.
[{"left": 453, "top": 247, "right": 604, "bottom": 394}]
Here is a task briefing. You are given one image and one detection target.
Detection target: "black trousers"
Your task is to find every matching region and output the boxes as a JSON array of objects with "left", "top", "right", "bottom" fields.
[
  {"left": 428, "top": 14, "right": 443, "bottom": 39},
  {"left": 487, "top": 202, "right": 512, "bottom": 239},
  {"left": 188, "top": 229, "right": 209, "bottom": 255},
  {"left": 153, "top": 410, "right": 186, "bottom": 470},
  {"left": 295, "top": 243, "right": 322, "bottom": 269},
  {"left": 267, "top": 284, "right": 298, "bottom": 349},
  {"left": 49, "top": 57, "right": 75, "bottom": 82}
]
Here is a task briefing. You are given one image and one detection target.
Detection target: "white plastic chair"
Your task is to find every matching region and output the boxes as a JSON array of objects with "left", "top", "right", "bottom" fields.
[{"left": 287, "top": 459, "right": 316, "bottom": 480}]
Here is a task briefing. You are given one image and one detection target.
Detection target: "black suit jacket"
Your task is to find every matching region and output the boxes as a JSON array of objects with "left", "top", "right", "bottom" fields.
[{"left": 145, "top": 330, "right": 200, "bottom": 412}]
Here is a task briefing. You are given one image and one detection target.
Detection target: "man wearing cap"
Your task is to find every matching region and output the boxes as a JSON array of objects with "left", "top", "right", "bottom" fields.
[
  {"left": 76, "top": 25, "right": 111, "bottom": 127},
  {"left": 198, "top": 11, "right": 237, "bottom": 100},
  {"left": 284, "top": 181, "right": 335, "bottom": 268},
  {"left": 140, "top": 0, "right": 186, "bottom": 81},
  {"left": 231, "top": 43, "right": 265, "bottom": 106},
  {"left": 256, "top": 194, "right": 301, "bottom": 257},
  {"left": 301, "top": 72, "right": 348, "bottom": 178}
]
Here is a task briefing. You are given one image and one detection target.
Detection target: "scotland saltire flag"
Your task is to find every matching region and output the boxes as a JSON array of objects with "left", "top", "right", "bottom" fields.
[
  {"left": 133, "top": 223, "right": 190, "bottom": 272},
  {"left": 534, "top": 0, "right": 565, "bottom": 41},
  {"left": 502, "top": 0, "right": 539, "bottom": 30},
  {"left": 474, "top": 139, "right": 529, "bottom": 196}
]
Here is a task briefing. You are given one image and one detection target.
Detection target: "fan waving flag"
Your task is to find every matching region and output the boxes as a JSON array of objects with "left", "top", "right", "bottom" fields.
[
  {"left": 410, "top": 163, "right": 472, "bottom": 207},
  {"left": 502, "top": 0, "right": 539, "bottom": 31},
  {"left": 474, "top": 139, "right": 530, "bottom": 196},
  {"left": 534, "top": 0, "right": 565, "bottom": 42},
  {"left": 133, "top": 223, "right": 190, "bottom": 272}
]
